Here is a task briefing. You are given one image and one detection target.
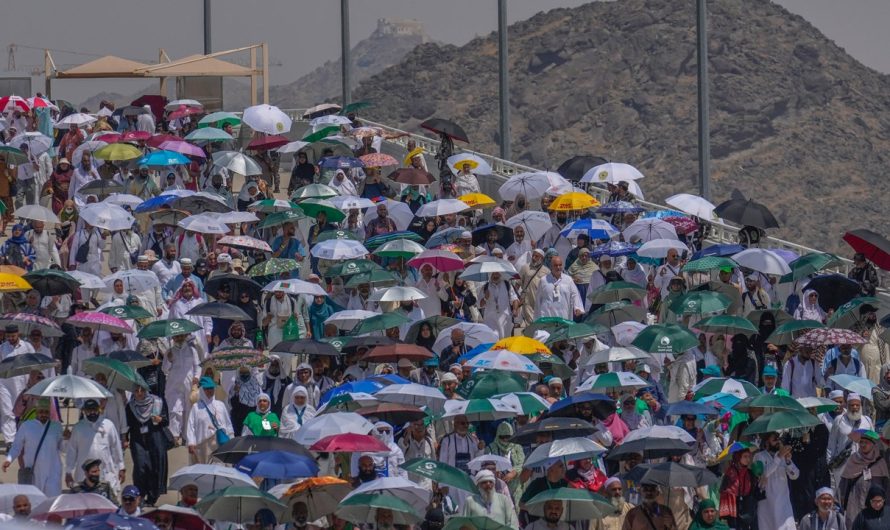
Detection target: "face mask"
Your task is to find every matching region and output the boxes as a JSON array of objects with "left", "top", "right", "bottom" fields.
[
  {"left": 359, "top": 469, "right": 377, "bottom": 482},
  {"left": 269, "top": 366, "right": 280, "bottom": 376},
  {"left": 239, "top": 373, "right": 251, "bottom": 382},
  {"left": 85, "top": 412, "right": 100, "bottom": 422}
]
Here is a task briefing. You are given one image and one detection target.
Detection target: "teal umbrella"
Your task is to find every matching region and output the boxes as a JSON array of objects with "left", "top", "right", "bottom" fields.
[
  {"left": 779, "top": 252, "right": 842, "bottom": 283},
  {"left": 742, "top": 410, "right": 822, "bottom": 436},
  {"left": 587, "top": 281, "right": 647, "bottom": 304},
  {"left": 460, "top": 371, "right": 526, "bottom": 399},
  {"left": 325, "top": 259, "right": 383, "bottom": 277},
  {"left": 185, "top": 127, "right": 233, "bottom": 142},
  {"left": 373, "top": 239, "right": 426, "bottom": 259},
  {"left": 766, "top": 319, "right": 824, "bottom": 345},
  {"left": 402, "top": 458, "right": 479, "bottom": 494},
  {"left": 694, "top": 315, "right": 758, "bottom": 335},
  {"left": 827, "top": 297, "right": 883, "bottom": 329},
  {"left": 198, "top": 111, "right": 241, "bottom": 129},
  {"left": 525, "top": 488, "right": 618, "bottom": 521},
  {"left": 669, "top": 291, "right": 731, "bottom": 315},
  {"left": 299, "top": 199, "right": 346, "bottom": 223},
  {"left": 682, "top": 256, "right": 737, "bottom": 273},
  {"left": 291, "top": 183, "right": 339, "bottom": 201},
  {"left": 349, "top": 312, "right": 411, "bottom": 335},
  {"left": 585, "top": 301, "right": 646, "bottom": 327},
  {"left": 82, "top": 357, "right": 148, "bottom": 392},
  {"left": 317, "top": 229, "right": 360, "bottom": 242},
  {"left": 632, "top": 323, "right": 698, "bottom": 354},
  {"left": 344, "top": 270, "right": 400, "bottom": 288},
  {"left": 257, "top": 210, "right": 307, "bottom": 229}
]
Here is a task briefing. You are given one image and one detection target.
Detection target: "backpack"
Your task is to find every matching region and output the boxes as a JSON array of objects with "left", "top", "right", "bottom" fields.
[{"left": 3, "top": 242, "right": 25, "bottom": 268}]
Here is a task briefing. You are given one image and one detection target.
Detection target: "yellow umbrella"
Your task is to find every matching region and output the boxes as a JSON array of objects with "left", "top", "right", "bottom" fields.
[
  {"left": 0, "top": 273, "right": 31, "bottom": 292},
  {"left": 402, "top": 147, "right": 424, "bottom": 166},
  {"left": 548, "top": 192, "right": 600, "bottom": 211},
  {"left": 94, "top": 143, "right": 143, "bottom": 162},
  {"left": 459, "top": 193, "right": 496, "bottom": 208},
  {"left": 491, "top": 336, "right": 551, "bottom": 355}
]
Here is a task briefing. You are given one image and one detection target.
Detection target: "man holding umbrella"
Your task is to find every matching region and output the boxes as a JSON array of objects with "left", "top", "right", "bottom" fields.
[
  {"left": 462, "top": 470, "right": 519, "bottom": 528},
  {"left": 2, "top": 397, "right": 63, "bottom": 496}
]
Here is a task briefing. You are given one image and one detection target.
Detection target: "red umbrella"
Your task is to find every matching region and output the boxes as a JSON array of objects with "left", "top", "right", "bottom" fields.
[
  {"left": 0, "top": 95, "right": 30, "bottom": 113},
  {"left": 142, "top": 504, "right": 214, "bottom": 530},
  {"left": 248, "top": 134, "right": 290, "bottom": 151},
  {"left": 663, "top": 216, "right": 699, "bottom": 235},
  {"left": 355, "top": 403, "right": 426, "bottom": 425},
  {"left": 121, "top": 130, "right": 151, "bottom": 142},
  {"left": 310, "top": 433, "right": 390, "bottom": 453},
  {"left": 131, "top": 94, "right": 168, "bottom": 121},
  {"left": 168, "top": 105, "right": 204, "bottom": 120},
  {"left": 843, "top": 229, "right": 890, "bottom": 271},
  {"left": 146, "top": 133, "right": 181, "bottom": 148},
  {"left": 795, "top": 327, "right": 867, "bottom": 347},
  {"left": 362, "top": 344, "right": 434, "bottom": 363},
  {"left": 95, "top": 133, "right": 121, "bottom": 143}
]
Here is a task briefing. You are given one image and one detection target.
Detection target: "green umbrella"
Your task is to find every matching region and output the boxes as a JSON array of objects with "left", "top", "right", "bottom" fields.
[
  {"left": 404, "top": 315, "right": 460, "bottom": 344},
  {"left": 669, "top": 291, "right": 732, "bottom": 315},
  {"left": 443, "top": 516, "right": 513, "bottom": 530},
  {"left": 493, "top": 392, "right": 551, "bottom": 416},
  {"left": 317, "top": 229, "right": 360, "bottom": 242},
  {"left": 291, "top": 183, "right": 339, "bottom": 201},
  {"left": 340, "top": 101, "right": 372, "bottom": 115},
  {"left": 766, "top": 319, "right": 825, "bottom": 345},
  {"left": 527, "top": 353, "right": 574, "bottom": 379},
  {"left": 461, "top": 371, "right": 526, "bottom": 399},
  {"left": 184, "top": 127, "right": 233, "bottom": 142},
  {"left": 257, "top": 209, "right": 307, "bottom": 229},
  {"left": 0, "top": 145, "right": 28, "bottom": 165},
  {"left": 364, "top": 230, "right": 424, "bottom": 250},
  {"left": 326, "top": 259, "right": 383, "bottom": 277},
  {"left": 336, "top": 493, "right": 421, "bottom": 526},
  {"left": 779, "top": 252, "right": 842, "bottom": 283},
  {"left": 373, "top": 239, "right": 426, "bottom": 259},
  {"left": 194, "top": 486, "right": 286, "bottom": 524},
  {"left": 745, "top": 309, "right": 792, "bottom": 327},
  {"left": 344, "top": 270, "right": 400, "bottom": 288},
  {"left": 402, "top": 458, "right": 479, "bottom": 494},
  {"left": 82, "top": 357, "right": 148, "bottom": 392},
  {"left": 694, "top": 315, "right": 758, "bottom": 335},
  {"left": 542, "top": 322, "right": 607, "bottom": 343},
  {"left": 23, "top": 269, "right": 81, "bottom": 296},
  {"left": 349, "top": 312, "right": 411, "bottom": 335},
  {"left": 587, "top": 281, "right": 647, "bottom": 304},
  {"left": 248, "top": 198, "right": 302, "bottom": 213},
  {"left": 584, "top": 301, "right": 646, "bottom": 327},
  {"left": 198, "top": 111, "right": 241, "bottom": 129},
  {"left": 693, "top": 377, "right": 762, "bottom": 400},
  {"left": 797, "top": 396, "right": 842, "bottom": 414},
  {"left": 523, "top": 317, "right": 576, "bottom": 336},
  {"left": 99, "top": 305, "right": 153, "bottom": 320},
  {"left": 137, "top": 319, "right": 202, "bottom": 339},
  {"left": 247, "top": 258, "right": 301, "bottom": 278},
  {"left": 682, "top": 256, "right": 737, "bottom": 273},
  {"left": 734, "top": 394, "right": 806, "bottom": 413},
  {"left": 525, "top": 488, "right": 618, "bottom": 521},
  {"left": 302, "top": 126, "right": 340, "bottom": 143},
  {"left": 631, "top": 323, "right": 698, "bottom": 354},
  {"left": 302, "top": 139, "right": 355, "bottom": 160},
  {"left": 298, "top": 199, "right": 346, "bottom": 223},
  {"left": 827, "top": 297, "right": 883, "bottom": 329},
  {"left": 742, "top": 410, "right": 822, "bottom": 436}
]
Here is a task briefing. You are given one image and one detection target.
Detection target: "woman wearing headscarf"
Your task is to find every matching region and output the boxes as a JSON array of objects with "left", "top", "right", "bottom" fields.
[
  {"left": 725, "top": 333, "right": 758, "bottom": 385},
  {"left": 439, "top": 276, "right": 477, "bottom": 321},
  {"left": 719, "top": 449, "right": 756, "bottom": 530},
  {"left": 601, "top": 410, "right": 629, "bottom": 446},
  {"left": 414, "top": 322, "right": 437, "bottom": 351},
  {"left": 124, "top": 384, "right": 169, "bottom": 506},
  {"left": 485, "top": 422, "right": 525, "bottom": 499},
  {"left": 229, "top": 365, "right": 262, "bottom": 434},
  {"left": 794, "top": 289, "right": 827, "bottom": 322},
  {"left": 840, "top": 431, "right": 889, "bottom": 527},
  {"left": 505, "top": 193, "right": 527, "bottom": 219},
  {"left": 47, "top": 158, "right": 74, "bottom": 215},
  {"left": 0, "top": 223, "right": 37, "bottom": 270},
  {"left": 241, "top": 392, "right": 280, "bottom": 437},
  {"left": 567, "top": 248, "right": 598, "bottom": 303},
  {"left": 852, "top": 485, "right": 890, "bottom": 529},
  {"left": 262, "top": 355, "right": 292, "bottom": 416},
  {"left": 657, "top": 276, "right": 686, "bottom": 324},
  {"left": 689, "top": 499, "right": 729, "bottom": 530},
  {"left": 308, "top": 295, "right": 342, "bottom": 340},
  {"left": 279, "top": 386, "right": 316, "bottom": 441}
]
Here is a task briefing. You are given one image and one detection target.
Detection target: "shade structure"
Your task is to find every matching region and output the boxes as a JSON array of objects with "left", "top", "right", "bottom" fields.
[{"left": 56, "top": 55, "right": 150, "bottom": 78}]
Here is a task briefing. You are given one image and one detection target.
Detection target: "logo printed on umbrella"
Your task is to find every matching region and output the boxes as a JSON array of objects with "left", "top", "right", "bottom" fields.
[
  {"left": 598, "top": 171, "right": 609, "bottom": 181},
  {"left": 660, "top": 337, "right": 671, "bottom": 346},
  {"left": 423, "top": 462, "right": 437, "bottom": 471},
  {"left": 276, "top": 122, "right": 285, "bottom": 132},
  {"left": 171, "top": 322, "right": 181, "bottom": 329}
]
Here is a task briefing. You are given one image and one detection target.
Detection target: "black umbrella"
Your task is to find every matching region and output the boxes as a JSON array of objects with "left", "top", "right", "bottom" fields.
[
  {"left": 0, "top": 353, "right": 57, "bottom": 378},
  {"left": 713, "top": 196, "right": 779, "bottom": 229},
  {"left": 803, "top": 274, "right": 861, "bottom": 311},
  {"left": 78, "top": 179, "right": 125, "bottom": 197},
  {"left": 204, "top": 274, "right": 263, "bottom": 301},
  {"left": 556, "top": 155, "right": 609, "bottom": 181},
  {"left": 23, "top": 269, "right": 80, "bottom": 296},
  {"left": 169, "top": 195, "right": 232, "bottom": 214},
  {"left": 542, "top": 393, "right": 617, "bottom": 422},
  {"left": 472, "top": 224, "right": 515, "bottom": 248},
  {"left": 116, "top": 105, "right": 151, "bottom": 117},
  {"left": 272, "top": 339, "right": 340, "bottom": 356},
  {"left": 212, "top": 435, "right": 314, "bottom": 465},
  {"left": 621, "top": 462, "right": 719, "bottom": 488},
  {"left": 420, "top": 118, "right": 469, "bottom": 143},
  {"left": 510, "top": 417, "right": 597, "bottom": 445},
  {"left": 187, "top": 302, "right": 252, "bottom": 321},
  {"left": 105, "top": 350, "right": 154, "bottom": 368},
  {"left": 342, "top": 336, "right": 397, "bottom": 352},
  {"left": 605, "top": 437, "right": 692, "bottom": 461}
]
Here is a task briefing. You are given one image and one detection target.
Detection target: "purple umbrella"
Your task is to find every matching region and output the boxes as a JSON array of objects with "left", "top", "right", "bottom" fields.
[{"left": 159, "top": 140, "right": 206, "bottom": 158}]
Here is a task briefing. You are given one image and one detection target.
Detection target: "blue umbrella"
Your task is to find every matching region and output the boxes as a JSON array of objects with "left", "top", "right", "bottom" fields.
[
  {"left": 138, "top": 149, "right": 190, "bottom": 167},
  {"left": 367, "top": 374, "right": 411, "bottom": 385},
  {"left": 320, "top": 379, "right": 388, "bottom": 406},
  {"left": 547, "top": 393, "right": 617, "bottom": 421},
  {"left": 663, "top": 401, "right": 720, "bottom": 417},
  {"left": 828, "top": 374, "right": 877, "bottom": 397},
  {"left": 426, "top": 227, "right": 466, "bottom": 248},
  {"left": 68, "top": 513, "right": 159, "bottom": 530},
  {"left": 236, "top": 450, "right": 319, "bottom": 479},
  {"left": 318, "top": 156, "right": 365, "bottom": 169},
  {"left": 643, "top": 209, "right": 688, "bottom": 220},
  {"left": 696, "top": 391, "right": 742, "bottom": 410},
  {"left": 596, "top": 201, "right": 645, "bottom": 215},
  {"left": 457, "top": 342, "right": 494, "bottom": 363},
  {"left": 560, "top": 219, "right": 619, "bottom": 241},
  {"left": 133, "top": 194, "right": 178, "bottom": 214},
  {"left": 590, "top": 241, "right": 639, "bottom": 258},
  {"left": 691, "top": 244, "right": 745, "bottom": 260}
]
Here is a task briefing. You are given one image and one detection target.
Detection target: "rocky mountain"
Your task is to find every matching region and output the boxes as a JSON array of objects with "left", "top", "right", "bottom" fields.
[{"left": 354, "top": 0, "right": 890, "bottom": 253}]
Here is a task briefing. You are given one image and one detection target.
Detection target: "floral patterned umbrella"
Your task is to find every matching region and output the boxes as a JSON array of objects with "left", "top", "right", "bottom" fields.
[
  {"left": 795, "top": 327, "right": 868, "bottom": 346},
  {"left": 66, "top": 312, "right": 133, "bottom": 334},
  {"left": 359, "top": 153, "right": 399, "bottom": 167}
]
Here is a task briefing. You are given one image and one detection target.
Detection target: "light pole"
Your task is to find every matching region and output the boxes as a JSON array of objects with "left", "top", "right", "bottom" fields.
[
  {"left": 696, "top": 0, "right": 711, "bottom": 200},
  {"left": 341, "top": 0, "right": 352, "bottom": 107},
  {"left": 498, "top": 0, "right": 510, "bottom": 159},
  {"left": 203, "top": 0, "right": 212, "bottom": 54}
]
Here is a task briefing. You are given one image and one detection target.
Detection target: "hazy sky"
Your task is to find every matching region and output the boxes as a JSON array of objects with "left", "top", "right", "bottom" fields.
[{"left": 4, "top": 0, "right": 890, "bottom": 104}]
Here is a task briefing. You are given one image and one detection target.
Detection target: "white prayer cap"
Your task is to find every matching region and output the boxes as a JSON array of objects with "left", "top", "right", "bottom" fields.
[
  {"left": 474, "top": 470, "right": 495, "bottom": 484},
  {"left": 829, "top": 390, "right": 844, "bottom": 400},
  {"left": 848, "top": 393, "right": 862, "bottom": 403},
  {"left": 815, "top": 487, "right": 834, "bottom": 500}
]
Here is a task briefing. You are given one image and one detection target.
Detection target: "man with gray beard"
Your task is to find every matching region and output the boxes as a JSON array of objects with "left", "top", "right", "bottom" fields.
[
  {"left": 827, "top": 393, "right": 875, "bottom": 485},
  {"left": 593, "top": 477, "right": 633, "bottom": 530},
  {"left": 462, "top": 470, "right": 519, "bottom": 528}
]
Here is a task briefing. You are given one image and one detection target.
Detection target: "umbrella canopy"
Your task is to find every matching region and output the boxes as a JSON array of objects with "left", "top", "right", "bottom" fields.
[
  {"left": 141, "top": 505, "right": 215, "bottom": 530},
  {"left": 79, "top": 202, "right": 135, "bottom": 231},
  {"left": 186, "top": 301, "right": 252, "bottom": 321},
  {"left": 460, "top": 371, "right": 524, "bottom": 399},
  {"left": 525, "top": 488, "right": 618, "bottom": 522},
  {"left": 663, "top": 401, "right": 720, "bottom": 417},
  {"left": 279, "top": 477, "right": 352, "bottom": 521},
  {"left": 636, "top": 238, "right": 689, "bottom": 259},
  {"left": 272, "top": 339, "right": 341, "bottom": 356},
  {"left": 714, "top": 196, "right": 780, "bottom": 229},
  {"left": 137, "top": 319, "right": 202, "bottom": 339},
  {"left": 0, "top": 353, "right": 57, "bottom": 378},
  {"left": 682, "top": 256, "right": 738, "bottom": 273},
  {"left": 310, "top": 239, "right": 368, "bottom": 260},
  {"left": 67, "top": 512, "right": 161, "bottom": 530},
  {"left": 22, "top": 269, "right": 80, "bottom": 296},
  {"left": 630, "top": 462, "right": 720, "bottom": 488},
  {"left": 31, "top": 492, "right": 117, "bottom": 521},
  {"left": 194, "top": 486, "right": 286, "bottom": 523},
  {"left": 491, "top": 336, "right": 551, "bottom": 354},
  {"left": 505, "top": 211, "right": 553, "bottom": 242},
  {"left": 631, "top": 323, "right": 698, "bottom": 354},
  {"left": 204, "top": 274, "right": 263, "bottom": 300},
  {"left": 292, "top": 412, "right": 376, "bottom": 446},
  {"left": 337, "top": 492, "right": 421, "bottom": 526},
  {"left": 780, "top": 252, "right": 843, "bottom": 282},
  {"left": 693, "top": 377, "right": 762, "bottom": 400},
  {"left": 731, "top": 248, "right": 792, "bottom": 275},
  {"left": 82, "top": 357, "right": 148, "bottom": 392},
  {"left": 623, "top": 218, "right": 677, "bottom": 242},
  {"left": 138, "top": 149, "right": 190, "bottom": 167},
  {"left": 442, "top": 398, "right": 520, "bottom": 421},
  {"left": 236, "top": 450, "right": 319, "bottom": 480},
  {"left": 243, "top": 104, "right": 292, "bottom": 134},
  {"left": 843, "top": 229, "right": 890, "bottom": 270},
  {"left": 734, "top": 394, "right": 806, "bottom": 413},
  {"left": 802, "top": 274, "right": 862, "bottom": 311},
  {"left": 309, "top": 433, "right": 389, "bottom": 453},
  {"left": 168, "top": 463, "right": 257, "bottom": 495},
  {"left": 459, "top": 259, "right": 519, "bottom": 282},
  {"left": 402, "top": 458, "right": 479, "bottom": 494},
  {"left": 212, "top": 435, "right": 313, "bottom": 465},
  {"left": 767, "top": 319, "right": 825, "bottom": 345},
  {"left": 509, "top": 417, "right": 597, "bottom": 445},
  {"left": 548, "top": 192, "right": 599, "bottom": 211},
  {"left": 576, "top": 372, "right": 649, "bottom": 393},
  {"left": 828, "top": 374, "right": 877, "bottom": 396},
  {"left": 16, "top": 204, "right": 61, "bottom": 224},
  {"left": 665, "top": 193, "right": 720, "bottom": 220},
  {"left": 363, "top": 344, "right": 435, "bottom": 363},
  {"left": 584, "top": 346, "right": 652, "bottom": 367},
  {"left": 349, "top": 313, "right": 411, "bottom": 336},
  {"left": 212, "top": 151, "right": 263, "bottom": 176},
  {"left": 499, "top": 171, "right": 568, "bottom": 200},
  {"left": 98, "top": 305, "right": 153, "bottom": 321},
  {"left": 587, "top": 281, "right": 648, "bottom": 305},
  {"left": 93, "top": 143, "right": 143, "bottom": 161},
  {"left": 796, "top": 327, "right": 867, "bottom": 346},
  {"left": 0, "top": 484, "right": 46, "bottom": 516},
  {"left": 185, "top": 127, "right": 233, "bottom": 142},
  {"left": 447, "top": 153, "right": 492, "bottom": 174},
  {"left": 465, "top": 349, "right": 542, "bottom": 375},
  {"left": 420, "top": 118, "right": 468, "bottom": 142},
  {"left": 524, "top": 437, "right": 608, "bottom": 468},
  {"left": 742, "top": 410, "right": 822, "bottom": 435},
  {"left": 589, "top": 241, "right": 640, "bottom": 258},
  {"left": 694, "top": 314, "right": 759, "bottom": 335},
  {"left": 66, "top": 312, "right": 132, "bottom": 334},
  {"left": 375, "top": 383, "right": 447, "bottom": 411},
  {"left": 669, "top": 291, "right": 732, "bottom": 315},
  {"left": 580, "top": 161, "right": 644, "bottom": 184},
  {"left": 199, "top": 111, "right": 241, "bottom": 128},
  {"left": 26, "top": 366, "right": 112, "bottom": 400}
]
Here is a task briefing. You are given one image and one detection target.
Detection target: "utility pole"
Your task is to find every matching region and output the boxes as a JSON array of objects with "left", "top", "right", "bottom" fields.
[
  {"left": 203, "top": 0, "right": 212, "bottom": 54},
  {"left": 498, "top": 0, "right": 510, "bottom": 159},
  {"left": 696, "top": 0, "right": 711, "bottom": 200},
  {"left": 341, "top": 0, "right": 352, "bottom": 107}
]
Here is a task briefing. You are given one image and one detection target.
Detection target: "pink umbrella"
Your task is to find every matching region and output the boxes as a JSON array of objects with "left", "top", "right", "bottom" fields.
[
  {"left": 159, "top": 140, "right": 206, "bottom": 158},
  {"left": 146, "top": 133, "right": 181, "bottom": 148},
  {"left": 31, "top": 492, "right": 117, "bottom": 521},
  {"left": 407, "top": 249, "right": 464, "bottom": 273},
  {"left": 95, "top": 132, "right": 121, "bottom": 143},
  {"left": 218, "top": 235, "right": 272, "bottom": 252},
  {"left": 168, "top": 105, "right": 203, "bottom": 120},
  {"left": 121, "top": 130, "right": 151, "bottom": 142},
  {"left": 66, "top": 312, "right": 133, "bottom": 334}
]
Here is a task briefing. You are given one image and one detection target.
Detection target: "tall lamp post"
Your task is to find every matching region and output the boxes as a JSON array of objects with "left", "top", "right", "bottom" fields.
[
  {"left": 498, "top": 0, "right": 510, "bottom": 159},
  {"left": 204, "top": 0, "right": 212, "bottom": 54},
  {"left": 697, "top": 0, "right": 711, "bottom": 200},
  {"left": 341, "top": 0, "right": 352, "bottom": 107}
]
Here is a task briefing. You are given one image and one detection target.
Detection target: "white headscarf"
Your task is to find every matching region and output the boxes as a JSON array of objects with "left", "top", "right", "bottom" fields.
[{"left": 795, "top": 289, "right": 826, "bottom": 322}]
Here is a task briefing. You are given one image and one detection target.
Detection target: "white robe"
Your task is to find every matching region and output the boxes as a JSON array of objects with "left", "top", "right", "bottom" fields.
[
  {"left": 279, "top": 403, "right": 316, "bottom": 441},
  {"left": 6, "top": 419, "right": 64, "bottom": 497},
  {"left": 109, "top": 230, "right": 141, "bottom": 272},
  {"left": 262, "top": 296, "right": 296, "bottom": 349},
  {"left": 64, "top": 418, "right": 125, "bottom": 498},
  {"left": 69, "top": 227, "right": 105, "bottom": 277},
  {"left": 69, "top": 166, "right": 100, "bottom": 202},
  {"left": 186, "top": 397, "right": 234, "bottom": 446},
  {"left": 480, "top": 281, "right": 517, "bottom": 339},
  {"left": 151, "top": 259, "right": 181, "bottom": 288},
  {"left": 26, "top": 229, "right": 60, "bottom": 270},
  {"left": 413, "top": 277, "right": 443, "bottom": 319},
  {"left": 0, "top": 340, "right": 35, "bottom": 442},
  {"left": 754, "top": 450, "right": 799, "bottom": 530},
  {"left": 169, "top": 298, "right": 212, "bottom": 356},
  {"left": 163, "top": 341, "right": 202, "bottom": 437},
  {"left": 534, "top": 274, "right": 583, "bottom": 320}
]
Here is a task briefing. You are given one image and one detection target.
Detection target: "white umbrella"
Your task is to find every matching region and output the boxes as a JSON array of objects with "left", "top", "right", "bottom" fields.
[
  {"left": 72, "top": 140, "right": 108, "bottom": 164},
  {"left": 731, "top": 248, "right": 792, "bottom": 276},
  {"left": 166, "top": 99, "right": 203, "bottom": 110},
  {"left": 375, "top": 383, "right": 448, "bottom": 412},
  {"left": 575, "top": 371, "right": 650, "bottom": 392},
  {"left": 331, "top": 195, "right": 375, "bottom": 210},
  {"left": 368, "top": 286, "right": 428, "bottom": 303},
  {"left": 373, "top": 239, "right": 426, "bottom": 258},
  {"left": 468, "top": 454, "right": 513, "bottom": 473},
  {"left": 636, "top": 238, "right": 689, "bottom": 259},
  {"left": 441, "top": 398, "right": 521, "bottom": 421},
  {"left": 447, "top": 153, "right": 493, "bottom": 175},
  {"left": 0, "top": 484, "right": 46, "bottom": 515},
  {"left": 277, "top": 140, "right": 310, "bottom": 154},
  {"left": 31, "top": 492, "right": 117, "bottom": 521},
  {"left": 622, "top": 425, "right": 696, "bottom": 444},
  {"left": 666, "top": 193, "right": 720, "bottom": 221},
  {"left": 292, "top": 412, "right": 376, "bottom": 446},
  {"left": 324, "top": 309, "right": 379, "bottom": 331},
  {"left": 67, "top": 270, "right": 105, "bottom": 289},
  {"left": 243, "top": 104, "right": 292, "bottom": 134},
  {"left": 303, "top": 103, "right": 342, "bottom": 118},
  {"left": 315, "top": 392, "right": 379, "bottom": 415},
  {"left": 103, "top": 193, "right": 143, "bottom": 209},
  {"left": 212, "top": 151, "right": 263, "bottom": 176},
  {"left": 624, "top": 179, "right": 645, "bottom": 200},
  {"left": 168, "top": 464, "right": 257, "bottom": 495},
  {"left": 622, "top": 218, "right": 677, "bottom": 243},
  {"left": 217, "top": 235, "right": 271, "bottom": 252},
  {"left": 525, "top": 437, "right": 608, "bottom": 468},
  {"left": 209, "top": 210, "right": 259, "bottom": 224},
  {"left": 26, "top": 367, "right": 112, "bottom": 400},
  {"left": 179, "top": 214, "right": 230, "bottom": 234},
  {"left": 584, "top": 346, "right": 653, "bottom": 366},
  {"left": 310, "top": 115, "right": 352, "bottom": 128},
  {"left": 263, "top": 279, "right": 327, "bottom": 297},
  {"left": 345, "top": 477, "right": 432, "bottom": 514},
  {"left": 432, "top": 322, "right": 498, "bottom": 353},
  {"left": 459, "top": 259, "right": 519, "bottom": 282},
  {"left": 505, "top": 211, "right": 553, "bottom": 242},
  {"left": 55, "top": 113, "right": 97, "bottom": 127},
  {"left": 416, "top": 199, "right": 469, "bottom": 218},
  {"left": 104, "top": 269, "right": 160, "bottom": 292},
  {"left": 9, "top": 132, "right": 53, "bottom": 156},
  {"left": 363, "top": 199, "right": 413, "bottom": 231},
  {"left": 310, "top": 239, "right": 368, "bottom": 260},
  {"left": 465, "top": 350, "right": 543, "bottom": 375},
  {"left": 79, "top": 202, "right": 135, "bottom": 231},
  {"left": 580, "top": 162, "right": 645, "bottom": 184},
  {"left": 15, "top": 204, "right": 60, "bottom": 224},
  {"left": 499, "top": 172, "right": 567, "bottom": 201}
]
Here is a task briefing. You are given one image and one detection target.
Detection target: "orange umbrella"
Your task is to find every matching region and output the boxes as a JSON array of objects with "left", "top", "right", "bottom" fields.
[{"left": 282, "top": 476, "right": 353, "bottom": 520}]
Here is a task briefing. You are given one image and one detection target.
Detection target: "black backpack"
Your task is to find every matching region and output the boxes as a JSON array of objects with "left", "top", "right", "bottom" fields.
[{"left": 4, "top": 242, "right": 26, "bottom": 268}]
